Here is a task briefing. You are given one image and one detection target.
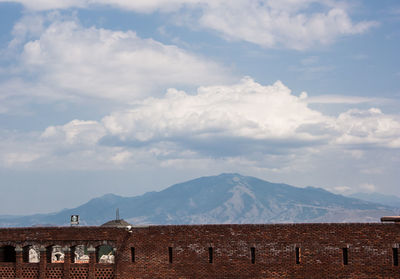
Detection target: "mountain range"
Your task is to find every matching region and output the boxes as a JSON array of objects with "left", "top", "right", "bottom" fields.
[{"left": 0, "top": 173, "right": 396, "bottom": 227}]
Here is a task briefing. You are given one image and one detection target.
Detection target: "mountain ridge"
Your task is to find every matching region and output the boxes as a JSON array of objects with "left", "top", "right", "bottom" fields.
[{"left": 0, "top": 173, "right": 394, "bottom": 227}]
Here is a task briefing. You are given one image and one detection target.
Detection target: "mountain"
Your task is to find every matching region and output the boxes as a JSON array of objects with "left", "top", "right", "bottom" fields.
[
  {"left": 0, "top": 173, "right": 395, "bottom": 227},
  {"left": 348, "top": 192, "right": 400, "bottom": 209}
]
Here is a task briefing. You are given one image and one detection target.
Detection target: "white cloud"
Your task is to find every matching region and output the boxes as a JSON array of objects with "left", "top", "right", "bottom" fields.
[
  {"left": 359, "top": 183, "right": 376, "bottom": 193},
  {"left": 33, "top": 78, "right": 400, "bottom": 157},
  {"left": 41, "top": 119, "right": 106, "bottom": 145},
  {"left": 98, "top": 79, "right": 400, "bottom": 155},
  {"left": 1, "top": 78, "right": 399, "bottom": 172},
  {"left": 198, "top": 1, "right": 378, "bottom": 50},
  {"left": 1, "top": 0, "right": 378, "bottom": 50},
  {"left": 2, "top": 78, "right": 328, "bottom": 169},
  {"left": 2, "top": 15, "right": 232, "bottom": 105},
  {"left": 102, "top": 77, "right": 330, "bottom": 144},
  {"left": 7, "top": 14, "right": 46, "bottom": 50},
  {"left": 334, "top": 108, "right": 400, "bottom": 148}
]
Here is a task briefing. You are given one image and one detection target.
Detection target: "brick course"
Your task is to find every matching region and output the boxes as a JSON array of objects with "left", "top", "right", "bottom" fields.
[{"left": 0, "top": 223, "right": 400, "bottom": 278}]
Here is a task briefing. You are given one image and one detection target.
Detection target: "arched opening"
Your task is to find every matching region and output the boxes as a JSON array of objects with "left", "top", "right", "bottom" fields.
[
  {"left": 23, "top": 245, "right": 40, "bottom": 263},
  {"left": 72, "top": 245, "right": 89, "bottom": 263},
  {"left": 46, "top": 245, "right": 64, "bottom": 263},
  {"left": 96, "top": 245, "right": 114, "bottom": 264},
  {"left": 52, "top": 245, "right": 64, "bottom": 263},
  {"left": 29, "top": 246, "right": 40, "bottom": 263},
  {"left": 0, "top": 245, "right": 16, "bottom": 262}
]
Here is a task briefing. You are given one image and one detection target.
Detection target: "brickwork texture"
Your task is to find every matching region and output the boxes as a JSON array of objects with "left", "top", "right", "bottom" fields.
[{"left": 1, "top": 223, "right": 400, "bottom": 278}]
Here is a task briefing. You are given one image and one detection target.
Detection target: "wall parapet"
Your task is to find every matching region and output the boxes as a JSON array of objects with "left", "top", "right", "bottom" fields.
[{"left": 0, "top": 223, "right": 400, "bottom": 278}]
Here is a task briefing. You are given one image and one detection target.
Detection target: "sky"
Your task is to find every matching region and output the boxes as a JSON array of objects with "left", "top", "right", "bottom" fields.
[{"left": 0, "top": 0, "right": 400, "bottom": 215}]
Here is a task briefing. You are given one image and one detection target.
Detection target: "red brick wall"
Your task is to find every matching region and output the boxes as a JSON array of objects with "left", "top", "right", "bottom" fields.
[{"left": 1, "top": 223, "right": 400, "bottom": 278}]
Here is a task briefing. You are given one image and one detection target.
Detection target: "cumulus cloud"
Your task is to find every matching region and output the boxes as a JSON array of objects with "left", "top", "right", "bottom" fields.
[
  {"left": 1, "top": 0, "right": 378, "bottom": 50},
  {"left": 101, "top": 80, "right": 400, "bottom": 153},
  {"left": 1, "top": 15, "right": 232, "bottom": 105},
  {"left": 335, "top": 108, "right": 400, "bottom": 148},
  {"left": 38, "top": 78, "right": 400, "bottom": 161},
  {"left": 33, "top": 79, "right": 400, "bottom": 152},
  {"left": 101, "top": 77, "right": 331, "bottom": 147}
]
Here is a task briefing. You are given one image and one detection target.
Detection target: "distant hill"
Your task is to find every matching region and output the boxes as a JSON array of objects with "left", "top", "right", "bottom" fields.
[
  {"left": 349, "top": 192, "right": 400, "bottom": 209},
  {"left": 0, "top": 173, "right": 394, "bottom": 227}
]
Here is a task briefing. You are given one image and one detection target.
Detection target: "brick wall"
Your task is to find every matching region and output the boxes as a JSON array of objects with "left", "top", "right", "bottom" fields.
[{"left": 1, "top": 223, "right": 400, "bottom": 278}]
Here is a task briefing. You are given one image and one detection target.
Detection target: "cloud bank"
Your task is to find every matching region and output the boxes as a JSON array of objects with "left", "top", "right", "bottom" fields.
[
  {"left": 1, "top": 15, "right": 232, "bottom": 108},
  {"left": 0, "top": 0, "right": 378, "bottom": 50},
  {"left": 2, "top": 78, "right": 399, "bottom": 171},
  {"left": 198, "top": 1, "right": 377, "bottom": 50},
  {"left": 101, "top": 78, "right": 329, "bottom": 144}
]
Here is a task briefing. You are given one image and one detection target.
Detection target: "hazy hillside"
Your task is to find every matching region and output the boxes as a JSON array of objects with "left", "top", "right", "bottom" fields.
[
  {"left": 349, "top": 192, "right": 400, "bottom": 209},
  {"left": 0, "top": 173, "right": 394, "bottom": 227}
]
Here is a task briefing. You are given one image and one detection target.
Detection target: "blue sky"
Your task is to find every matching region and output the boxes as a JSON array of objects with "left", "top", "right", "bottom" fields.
[{"left": 0, "top": 0, "right": 399, "bottom": 215}]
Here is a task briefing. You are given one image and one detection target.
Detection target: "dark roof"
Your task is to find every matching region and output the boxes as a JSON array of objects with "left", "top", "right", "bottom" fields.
[
  {"left": 101, "top": 219, "right": 132, "bottom": 228},
  {"left": 381, "top": 216, "right": 400, "bottom": 222}
]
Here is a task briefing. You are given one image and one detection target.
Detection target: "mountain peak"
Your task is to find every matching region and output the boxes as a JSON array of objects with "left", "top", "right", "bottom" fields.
[{"left": 0, "top": 174, "right": 395, "bottom": 227}]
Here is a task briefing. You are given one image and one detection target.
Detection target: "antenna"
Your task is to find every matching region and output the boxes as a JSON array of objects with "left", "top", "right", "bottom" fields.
[{"left": 116, "top": 208, "right": 120, "bottom": 221}]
